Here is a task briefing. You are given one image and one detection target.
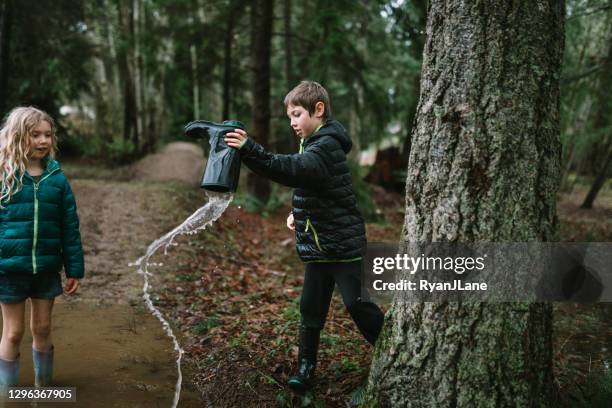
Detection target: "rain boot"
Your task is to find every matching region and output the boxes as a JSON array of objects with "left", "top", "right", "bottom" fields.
[
  {"left": 287, "top": 326, "right": 319, "bottom": 391},
  {"left": 184, "top": 120, "right": 245, "bottom": 192},
  {"left": 0, "top": 354, "right": 20, "bottom": 396},
  {"left": 33, "top": 346, "right": 53, "bottom": 387}
]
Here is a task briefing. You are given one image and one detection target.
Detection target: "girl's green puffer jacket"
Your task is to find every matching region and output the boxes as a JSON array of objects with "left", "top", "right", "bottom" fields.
[{"left": 0, "top": 158, "right": 84, "bottom": 278}]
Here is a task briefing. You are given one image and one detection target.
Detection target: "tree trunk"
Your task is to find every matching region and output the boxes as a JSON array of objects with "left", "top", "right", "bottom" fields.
[
  {"left": 581, "top": 143, "right": 611, "bottom": 209},
  {"left": 282, "top": 0, "right": 298, "bottom": 153},
  {"left": 190, "top": 44, "right": 200, "bottom": 119},
  {"left": 222, "top": 0, "right": 236, "bottom": 121},
  {"left": 580, "top": 24, "right": 612, "bottom": 208},
  {"left": 0, "top": 0, "right": 12, "bottom": 113},
  {"left": 132, "top": 0, "right": 143, "bottom": 152},
  {"left": 284, "top": 0, "right": 293, "bottom": 89},
  {"left": 559, "top": 18, "right": 595, "bottom": 190},
  {"left": 248, "top": 0, "right": 273, "bottom": 202},
  {"left": 105, "top": 0, "right": 121, "bottom": 103},
  {"left": 118, "top": 0, "right": 138, "bottom": 147},
  {"left": 366, "top": 1, "right": 564, "bottom": 406},
  {"left": 154, "top": 8, "right": 173, "bottom": 151},
  {"left": 400, "top": 0, "right": 427, "bottom": 166}
]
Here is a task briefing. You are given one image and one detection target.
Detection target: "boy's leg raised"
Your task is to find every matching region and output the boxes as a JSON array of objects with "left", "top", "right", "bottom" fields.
[{"left": 332, "top": 261, "right": 384, "bottom": 346}]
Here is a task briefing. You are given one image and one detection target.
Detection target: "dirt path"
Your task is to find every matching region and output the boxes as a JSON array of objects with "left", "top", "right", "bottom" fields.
[{"left": 2, "top": 142, "right": 207, "bottom": 407}]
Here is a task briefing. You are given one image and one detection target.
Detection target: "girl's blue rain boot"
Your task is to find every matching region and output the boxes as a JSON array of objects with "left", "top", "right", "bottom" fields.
[
  {"left": 33, "top": 347, "right": 53, "bottom": 387},
  {"left": 0, "top": 354, "right": 20, "bottom": 395}
]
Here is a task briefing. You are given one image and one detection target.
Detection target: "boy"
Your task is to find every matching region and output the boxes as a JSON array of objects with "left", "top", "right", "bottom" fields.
[{"left": 224, "top": 81, "right": 384, "bottom": 391}]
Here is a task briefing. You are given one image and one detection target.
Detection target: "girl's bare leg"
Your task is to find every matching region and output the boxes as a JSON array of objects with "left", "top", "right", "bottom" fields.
[
  {"left": 30, "top": 299, "right": 54, "bottom": 352},
  {"left": 31, "top": 299, "right": 55, "bottom": 387},
  {"left": 0, "top": 302, "right": 26, "bottom": 360}
]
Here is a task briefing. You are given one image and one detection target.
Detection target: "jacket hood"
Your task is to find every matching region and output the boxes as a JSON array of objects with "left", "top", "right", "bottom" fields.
[
  {"left": 309, "top": 119, "right": 352, "bottom": 154},
  {"left": 44, "top": 157, "right": 61, "bottom": 173}
]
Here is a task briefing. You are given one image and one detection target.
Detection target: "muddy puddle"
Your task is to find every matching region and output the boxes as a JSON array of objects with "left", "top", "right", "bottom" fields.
[
  {"left": 0, "top": 146, "right": 224, "bottom": 407},
  {"left": 1, "top": 299, "right": 202, "bottom": 407}
]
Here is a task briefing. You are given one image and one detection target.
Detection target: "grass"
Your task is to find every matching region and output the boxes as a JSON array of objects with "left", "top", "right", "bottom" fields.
[{"left": 193, "top": 316, "right": 223, "bottom": 335}]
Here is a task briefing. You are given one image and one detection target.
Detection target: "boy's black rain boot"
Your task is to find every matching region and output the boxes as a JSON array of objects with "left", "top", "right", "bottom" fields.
[
  {"left": 287, "top": 326, "right": 320, "bottom": 392},
  {"left": 0, "top": 354, "right": 20, "bottom": 396},
  {"left": 33, "top": 346, "right": 54, "bottom": 387}
]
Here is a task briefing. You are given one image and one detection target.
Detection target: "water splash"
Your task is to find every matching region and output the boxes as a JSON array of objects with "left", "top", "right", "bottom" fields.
[{"left": 130, "top": 191, "right": 233, "bottom": 408}]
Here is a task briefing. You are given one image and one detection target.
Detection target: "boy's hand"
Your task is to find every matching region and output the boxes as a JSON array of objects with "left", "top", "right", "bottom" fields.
[
  {"left": 224, "top": 129, "right": 248, "bottom": 149},
  {"left": 287, "top": 213, "right": 295, "bottom": 231},
  {"left": 64, "top": 278, "right": 80, "bottom": 295}
]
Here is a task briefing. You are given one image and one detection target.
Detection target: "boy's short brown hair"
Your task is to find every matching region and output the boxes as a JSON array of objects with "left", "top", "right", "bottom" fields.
[{"left": 284, "top": 81, "right": 331, "bottom": 120}]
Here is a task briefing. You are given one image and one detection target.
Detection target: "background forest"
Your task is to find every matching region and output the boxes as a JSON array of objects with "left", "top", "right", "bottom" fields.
[
  {"left": 0, "top": 0, "right": 611, "bottom": 407},
  {"left": 0, "top": 0, "right": 609, "bottom": 207}
]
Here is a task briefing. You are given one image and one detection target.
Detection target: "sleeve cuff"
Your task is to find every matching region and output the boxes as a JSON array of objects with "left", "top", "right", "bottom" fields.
[{"left": 241, "top": 137, "right": 256, "bottom": 155}]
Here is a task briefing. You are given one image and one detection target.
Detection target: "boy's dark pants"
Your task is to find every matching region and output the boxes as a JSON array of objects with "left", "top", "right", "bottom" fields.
[{"left": 300, "top": 260, "right": 384, "bottom": 345}]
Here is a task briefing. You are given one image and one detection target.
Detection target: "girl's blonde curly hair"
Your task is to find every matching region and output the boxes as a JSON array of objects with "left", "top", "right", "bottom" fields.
[{"left": 0, "top": 107, "right": 58, "bottom": 207}]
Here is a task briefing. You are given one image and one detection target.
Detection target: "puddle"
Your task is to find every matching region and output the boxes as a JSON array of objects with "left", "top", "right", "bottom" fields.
[{"left": 1, "top": 300, "right": 202, "bottom": 407}]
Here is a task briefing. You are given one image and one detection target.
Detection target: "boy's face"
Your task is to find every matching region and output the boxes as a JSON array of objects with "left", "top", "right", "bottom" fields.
[{"left": 286, "top": 102, "right": 324, "bottom": 139}]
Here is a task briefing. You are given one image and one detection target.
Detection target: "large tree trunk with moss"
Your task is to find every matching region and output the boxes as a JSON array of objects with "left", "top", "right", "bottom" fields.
[{"left": 365, "top": 1, "right": 564, "bottom": 406}]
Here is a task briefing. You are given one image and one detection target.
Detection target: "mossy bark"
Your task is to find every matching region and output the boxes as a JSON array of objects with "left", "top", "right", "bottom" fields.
[{"left": 365, "top": 1, "right": 564, "bottom": 407}]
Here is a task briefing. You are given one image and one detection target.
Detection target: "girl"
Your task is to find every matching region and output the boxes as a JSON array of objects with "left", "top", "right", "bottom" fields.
[{"left": 0, "top": 107, "right": 84, "bottom": 392}]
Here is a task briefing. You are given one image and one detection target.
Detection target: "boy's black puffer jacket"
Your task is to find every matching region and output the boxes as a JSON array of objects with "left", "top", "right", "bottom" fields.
[{"left": 240, "top": 119, "right": 366, "bottom": 262}]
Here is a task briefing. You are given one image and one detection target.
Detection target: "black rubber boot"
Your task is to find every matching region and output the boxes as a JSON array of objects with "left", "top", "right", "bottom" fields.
[
  {"left": 184, "top": 120, "right": 245, "bottom": 192},
  {"left": 287, "top": 326, "right": 320, "bottom": 392}
]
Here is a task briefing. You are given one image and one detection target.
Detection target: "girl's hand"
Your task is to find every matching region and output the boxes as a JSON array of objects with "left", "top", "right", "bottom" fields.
[
  {"left": 64, "top": 278, "right": 80, "bottom": 295},
  {"left": 287, "top": 213, "right": 295, "bottom": 231},
  {"left": 224, "top": 129, "right": 248, "bottom": 149}
]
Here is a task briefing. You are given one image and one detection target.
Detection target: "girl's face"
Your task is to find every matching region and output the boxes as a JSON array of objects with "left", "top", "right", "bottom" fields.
[{"left": 28, "top": 120, "right": 53, "bottom": 161}]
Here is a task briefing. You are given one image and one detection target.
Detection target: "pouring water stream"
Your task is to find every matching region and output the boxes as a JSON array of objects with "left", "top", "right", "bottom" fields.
[{"left": 130, "top": 191, "right": 233, "bottom": 408}]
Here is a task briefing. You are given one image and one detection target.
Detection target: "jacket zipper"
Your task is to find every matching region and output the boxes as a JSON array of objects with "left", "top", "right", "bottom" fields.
[
  {"left": 31, "top": 169, "right": 58, "bottom": 274},
  {"left": 299, "top": 127, "right": 324, "bottom": 253},
  {"left": 304, "top": 218, "right": 323, "bottom": 252}
]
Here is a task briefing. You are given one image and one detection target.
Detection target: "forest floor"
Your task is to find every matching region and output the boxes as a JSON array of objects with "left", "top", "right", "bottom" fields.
[{"left": 11, "top": 142, "right": 609, "bottom": 407}]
